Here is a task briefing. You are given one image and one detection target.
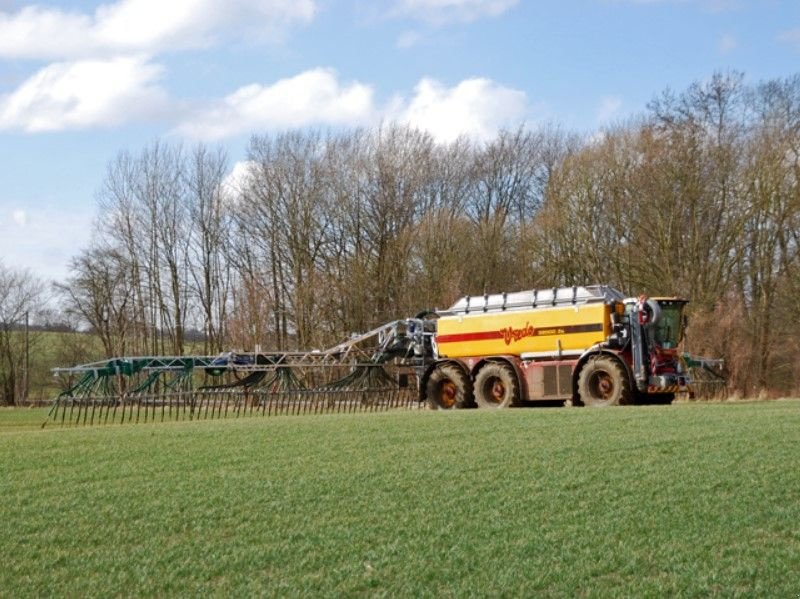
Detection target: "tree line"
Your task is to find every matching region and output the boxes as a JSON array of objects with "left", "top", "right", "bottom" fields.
[{"left": 2, "top": 71, "right": 799, "bottom": 403}]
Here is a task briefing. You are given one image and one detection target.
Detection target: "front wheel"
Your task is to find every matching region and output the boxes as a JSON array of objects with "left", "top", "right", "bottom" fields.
[
  {"left": 577, "top": 355, "right": 631, "bottom": 407},
  {"left": 426, "top": 363, "right": 474, "bottom": 409},
  {"left": 474, "top": 362, "right": 521, "bottom": 409}
]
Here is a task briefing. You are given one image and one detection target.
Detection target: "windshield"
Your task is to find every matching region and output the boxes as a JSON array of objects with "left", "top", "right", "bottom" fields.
[{"left": 653, "top": 302, "right": 684, "bottom": 349}]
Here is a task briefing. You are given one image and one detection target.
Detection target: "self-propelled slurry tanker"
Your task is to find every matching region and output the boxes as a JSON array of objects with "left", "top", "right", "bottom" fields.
[
  {"left": 49, "top": 284, "right": 702, "bottom": 426},
  {"left": 421, "top": 285, "right": 691, "bottom": 408}
]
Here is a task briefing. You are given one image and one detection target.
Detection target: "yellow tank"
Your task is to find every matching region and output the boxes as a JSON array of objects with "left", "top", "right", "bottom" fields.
[{"left": 435, "top": 286, "right": 621, "bottom": 359}]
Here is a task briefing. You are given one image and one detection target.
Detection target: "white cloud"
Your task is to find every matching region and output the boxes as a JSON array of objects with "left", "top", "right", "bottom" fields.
[
  {"left": 0, "top": 0, "right": 316, "bottom": 60},
  {"left": 175, "top": 68, "right": 376, "bottom": 140},
  {"left": 0, "top": 7, "right": 91, "bottom": 61},
  {"left": 718, "top": 33, "right": 737, "bottom": 54},
  {"left": 3, "top": 57, "right": 534, "bottom": 140},
  {"left": 393, "top": 0, "right": 518, "bottom": 24},
  {"left": 596, "top": 95, "right": 623, "bottom": 124},
  {"left": 12, "top": 209, "right": 27, "bottom": 226},
  {"left": 223, "top": 160, "right": 257, "bottom": 202},
  {"left": 176, "top": 71, "right": 533, "bottom": 143},
  {"left": 0, "top": 57, "right": 169, "bottom": 132},
  {"left": 391, "top": 77, "right": 530, "bottom": 143},
  {"left": 0, "top": 1, "right": 316, "bottom": 132}
]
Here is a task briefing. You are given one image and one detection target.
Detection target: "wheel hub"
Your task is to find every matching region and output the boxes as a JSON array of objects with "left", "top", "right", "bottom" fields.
[
  {"left": 440, "top": 380, "right": 457, "bottom": 408},
  {"left": 490, "top": 378, "right": 505, "bottom": 402},
  {"left": 481, "top": 376, "right": 506, "bottom": 405},
  {"left": 591, "top": 372, "right": 614, "bottom": 400}
]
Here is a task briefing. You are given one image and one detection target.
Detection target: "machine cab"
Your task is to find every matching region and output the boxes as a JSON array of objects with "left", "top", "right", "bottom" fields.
[
  {"left": 650, "top": 298, "right": 688, "bottom": 350},
  {"left": 625, "top": 296, "right": 690, "bottom": 392}
]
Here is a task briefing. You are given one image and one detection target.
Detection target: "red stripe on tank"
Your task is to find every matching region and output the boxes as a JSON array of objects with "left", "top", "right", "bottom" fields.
[{"left": 435, "top": 331, "right": 504, "bottom": 344}]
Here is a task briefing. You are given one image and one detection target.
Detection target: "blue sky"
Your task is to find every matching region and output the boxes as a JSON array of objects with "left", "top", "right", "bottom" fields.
[{"left": 1, "top": 0, "right": 799, "bottom": 281}]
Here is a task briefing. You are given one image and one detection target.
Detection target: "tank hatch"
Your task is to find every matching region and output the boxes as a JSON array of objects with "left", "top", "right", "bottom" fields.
[{"left": 445, "top": 285, "right": 625, "bottom": 315}]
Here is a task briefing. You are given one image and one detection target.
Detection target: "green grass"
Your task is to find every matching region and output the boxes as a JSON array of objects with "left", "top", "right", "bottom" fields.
[
  {"left": 1, "top": 401, "right": 799, "bottom": 597},
  {"left": 0, "top": 407, "right": 50, "bottom": 430}
]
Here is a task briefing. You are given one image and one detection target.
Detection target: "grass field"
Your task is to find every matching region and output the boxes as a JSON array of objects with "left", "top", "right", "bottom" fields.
[{"left": 1, "top": 401, "right": 799, "bottom": 597}]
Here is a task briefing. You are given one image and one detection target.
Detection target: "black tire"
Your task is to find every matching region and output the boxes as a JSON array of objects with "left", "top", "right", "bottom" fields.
[
  {"left": 474, "top": 362, "right": 521, "bottom": 409},
  {"left": 426, "top": 363, "right": 474, "bottom": 410},
  {"left": 577, "top": 355, "right": 631, "bottom": 407}
]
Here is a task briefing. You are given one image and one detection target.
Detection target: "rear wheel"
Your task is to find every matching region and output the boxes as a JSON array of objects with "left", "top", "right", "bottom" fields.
[
  {"left": 426, "top": 363, "right": 474, "bottom": 409},
  {"left": 474, "top": 362, "right": 521, "bottom": 409},
  {"left": 577, "top": 355, "right": 631, "bottom": 407}
]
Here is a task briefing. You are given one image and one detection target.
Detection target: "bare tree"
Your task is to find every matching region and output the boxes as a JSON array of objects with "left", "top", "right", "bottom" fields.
[
  {"left": 0, "top": 262, "right": 45, "bottom": 405},
  {"left": 57, "top": 245, "right": 136, "bottom": 359},
  {"left": 186, "top": 145, "right": 233, "bottom": 353},
  {"left": 237, "top": 131, "right": 335, "bottom": 349}
]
